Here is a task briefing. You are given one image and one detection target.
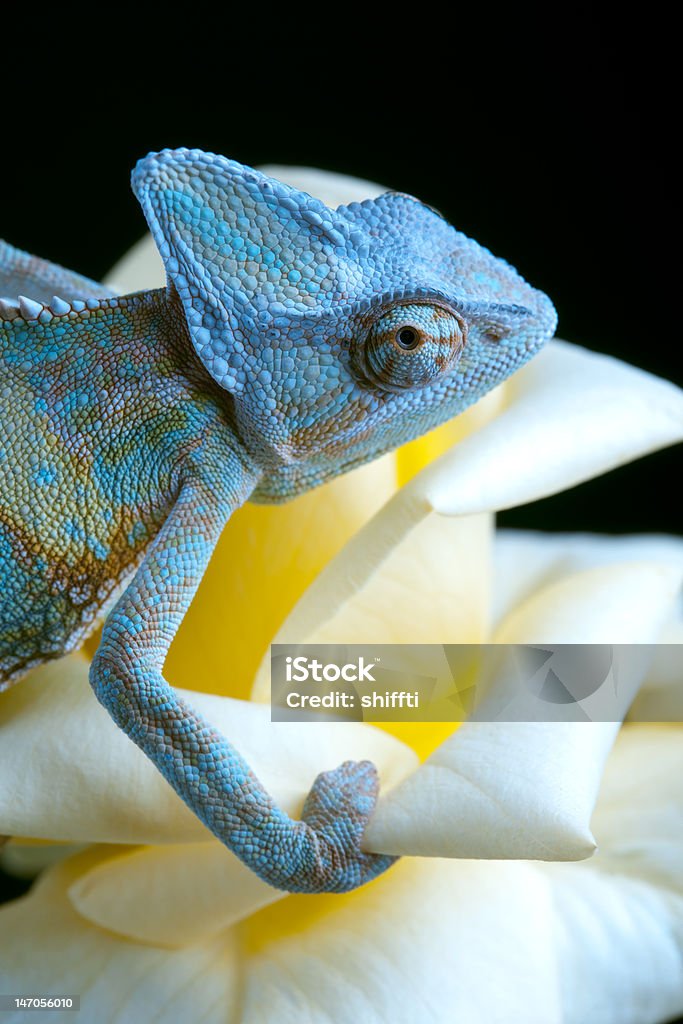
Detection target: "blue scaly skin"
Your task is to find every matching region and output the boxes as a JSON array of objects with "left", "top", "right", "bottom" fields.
[{"left": 0, "top": 150, "right": 557, "bottom": 893}]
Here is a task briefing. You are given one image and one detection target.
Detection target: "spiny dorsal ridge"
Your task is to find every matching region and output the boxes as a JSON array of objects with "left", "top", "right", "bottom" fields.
[
  {"left": 18, "top": 295, "right": 44, "bottom": 321},
  {"left": 0, "top": 298, "right": 19, "bottom": 321},
  {"left": 49, "top": 295, "right": 71, "bottom": 316}
]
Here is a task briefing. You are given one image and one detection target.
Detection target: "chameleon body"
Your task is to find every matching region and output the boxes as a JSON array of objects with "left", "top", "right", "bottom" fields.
[{"left": 0, "top": 150, "right": 557, "bottom": 893}]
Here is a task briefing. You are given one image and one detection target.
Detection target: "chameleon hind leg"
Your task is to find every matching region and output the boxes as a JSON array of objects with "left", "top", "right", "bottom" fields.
[{"left": 89, "top": 467, "right": 396, "bottom": 894}]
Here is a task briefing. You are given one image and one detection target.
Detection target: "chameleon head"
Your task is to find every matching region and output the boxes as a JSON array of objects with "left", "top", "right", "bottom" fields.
[{"left": 133, "top": 149, "right": 557, "bottom": 501}]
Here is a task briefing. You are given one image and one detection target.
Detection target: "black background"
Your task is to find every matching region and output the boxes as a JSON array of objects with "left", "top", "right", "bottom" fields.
[
  {"left": 1, "top": 19, "right": 679, "bottom": 540},
  {"left": 1, "top": 19, "right": 681, "bottom": 1013},
  {"left": 1, "top": 18, "right": 680, "bottom": 535}
]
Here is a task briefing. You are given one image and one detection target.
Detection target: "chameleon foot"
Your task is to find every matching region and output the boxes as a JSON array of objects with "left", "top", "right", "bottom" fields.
[{"left": 290, "top": 759, "right": 397, "bottom": 894}]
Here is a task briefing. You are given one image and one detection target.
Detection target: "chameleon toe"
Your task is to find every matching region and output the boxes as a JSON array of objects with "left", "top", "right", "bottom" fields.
[{"left": 290, "top": 759, "right": 397, "bottom": 894}]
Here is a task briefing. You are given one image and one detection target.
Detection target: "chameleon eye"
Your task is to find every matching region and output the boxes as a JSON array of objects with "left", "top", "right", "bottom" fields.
[
  {"left": 354, "top": 303, "right": 465, "bottom": 392},
  {"left": 395, "top": 325, "right": 422, "bottom": 351}
]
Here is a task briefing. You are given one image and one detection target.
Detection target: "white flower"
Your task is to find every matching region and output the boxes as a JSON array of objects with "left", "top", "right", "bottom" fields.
[{"left": 0, "top": 167, "right": 681, "bottom": 1024}]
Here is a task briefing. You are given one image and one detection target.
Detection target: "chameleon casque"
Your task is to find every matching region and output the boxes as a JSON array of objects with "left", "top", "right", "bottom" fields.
[{"left": 0, "top": 149, "right": 557, "bottom": 894}]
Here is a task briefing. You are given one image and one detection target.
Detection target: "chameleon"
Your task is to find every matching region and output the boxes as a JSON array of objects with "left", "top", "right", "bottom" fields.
[{"left": 0, "top": 149, "right": 557, "bottom": 894}]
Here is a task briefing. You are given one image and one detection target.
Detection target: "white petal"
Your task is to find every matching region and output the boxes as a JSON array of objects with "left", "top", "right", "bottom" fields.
[
  {"left": 3, "top": 727, "right": 680, "bottom": 1024},
  {"left": 492, "top": 530, "right": 683, "bottom": 627},
  {"left": 552, "top": 870, "right": 683, "bottom": 1024},
  {"left": 365, "top": 721, "right": 604, "bottom": 859},
  {"left": 103, "top": 234, "right": 165, "bottom": 293},
  {"left": 364, "top": 561, "right": 680, "bottom": 859},
  {"left": 492, "top": 530, "right": 683, "bottom": 722},
  {"left": 0, "top": 848, "right": 241, "bottom": 1023},
  {"left": 68, "top": 842, "right": 287, "bottom": 947},
  {"left": 1, "top": 840, "right": 85, "bottom": 879},
  {"left": 423, "top": 340, "right": 683, "bottom": 517},
  {"left": 0, "top": 654, "right": 416, "bottom": 844},
  {"left": 239, "top": 858, "right": 560, "bottom": 1024},
  {"left": 241, "top": 724, "right": 683, "bottom": 1019},
  {"left": 0, "top": 849, "right": 561, "bottom": 1024},
  {"left": 590, "top": 725, "right": 683, "bottom": 894},
  {"left": 493, "top": 561, "right": 681, "bottom": 645},
  {"left": 630, "top": 610, "right": 683, "bottom": 721},
  {"left": 251, "top": 512, "right": 492, "bottom": 701},
  {"left": 542, "top": 725, "right": 683, "bottom": 1024}
]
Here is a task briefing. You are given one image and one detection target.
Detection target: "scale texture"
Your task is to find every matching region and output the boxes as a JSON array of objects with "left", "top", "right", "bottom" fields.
[{"left": 0, "top": 149, "right": 556, "bottom": 893}]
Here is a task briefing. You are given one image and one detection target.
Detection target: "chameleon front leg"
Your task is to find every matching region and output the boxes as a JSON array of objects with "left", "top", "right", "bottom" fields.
[{"left": 89, "top": 469, "right": 396, "bottom": 894}]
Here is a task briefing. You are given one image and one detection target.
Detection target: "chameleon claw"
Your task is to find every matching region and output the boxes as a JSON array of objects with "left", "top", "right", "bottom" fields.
[
  {"left": 303, "top": 759, "right": 380, "bottom": 823},
  {"left": 293, "top": 759, "right": 397, "bottom": 894}
]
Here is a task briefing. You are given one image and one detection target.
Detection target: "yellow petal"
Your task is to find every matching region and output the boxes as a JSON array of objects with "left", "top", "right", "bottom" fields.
[
  {"left": 245, "top": 394, "right": 504, "bottom": 762},
  {"left": 247, "top": 505, "right": 493, "bottom": 755},
  {"left": 249, "top": 402, "right": 506, "bottom": 698},
  {"left": 166, "top": 454, "right": 398, "bottom": 699}
]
